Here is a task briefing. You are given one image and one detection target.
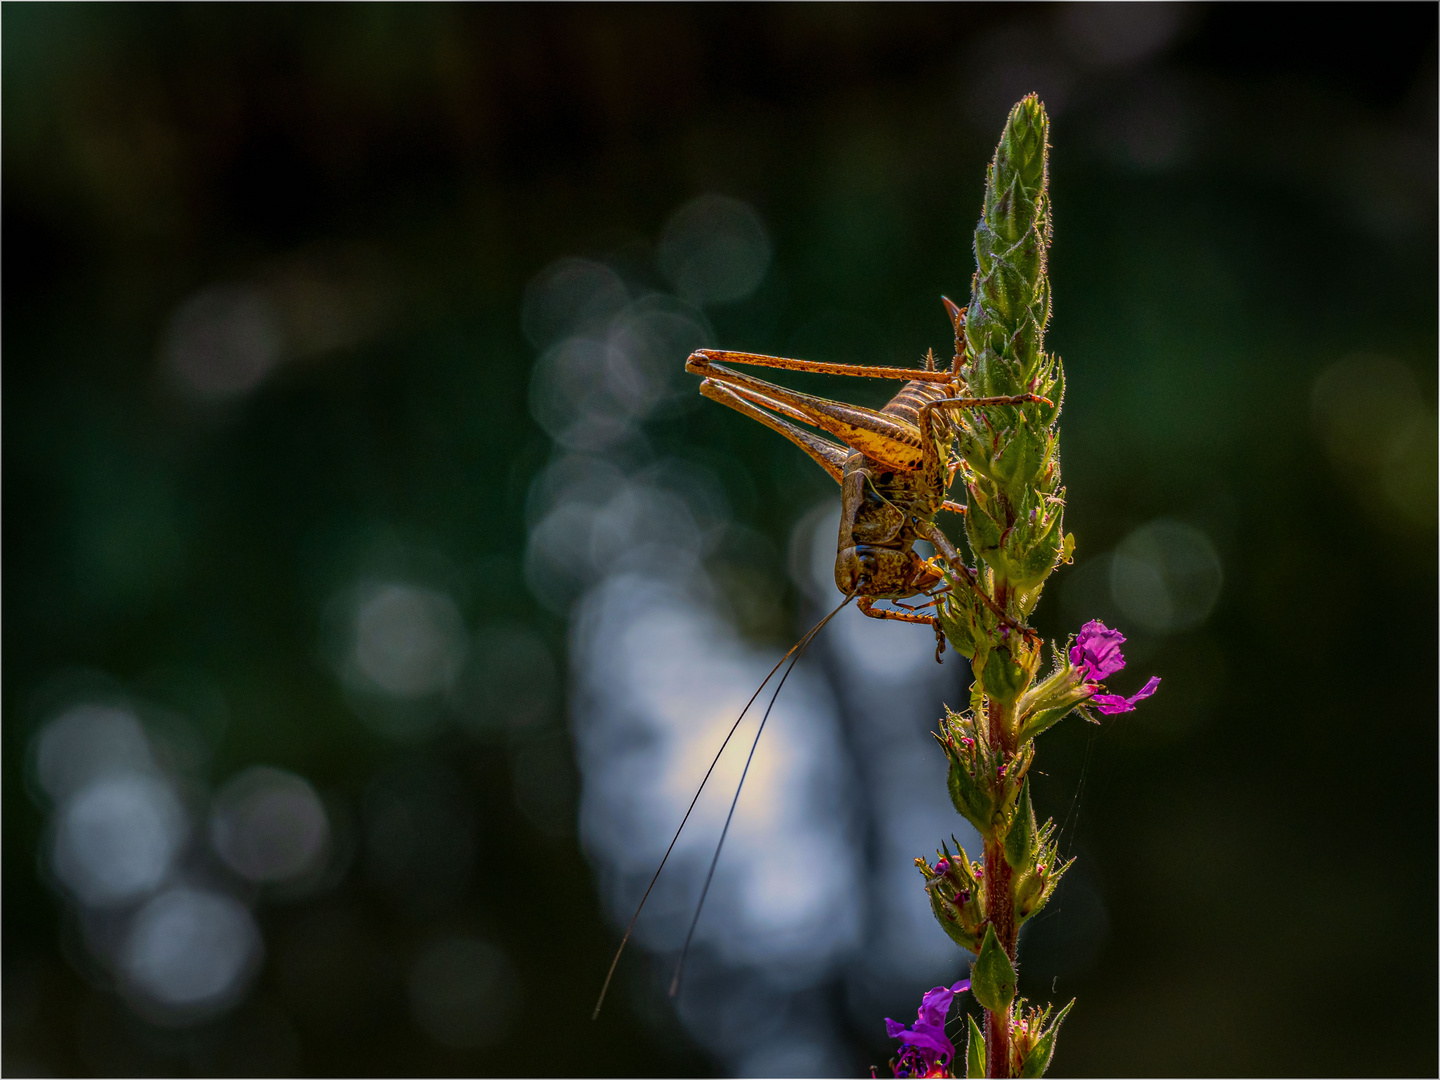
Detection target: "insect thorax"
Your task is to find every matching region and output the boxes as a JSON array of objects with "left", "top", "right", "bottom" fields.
[{"left": 834, "top": 452, "right": 942, "bottom": 599}]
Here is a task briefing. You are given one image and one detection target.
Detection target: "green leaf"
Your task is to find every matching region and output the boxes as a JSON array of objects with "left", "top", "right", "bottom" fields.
[
  {"left": 1003, "top": 778, "right": 1038, "bottom": 871},
  {"left": 966, "top": 1015, "right": 986, "bottom": 1079},
  {"left": 970, "top": 925, "right": 1017, "bottom": 1013},
  {"left": 1018, "top": 999, "right": 1075, "bottom": 1077}
]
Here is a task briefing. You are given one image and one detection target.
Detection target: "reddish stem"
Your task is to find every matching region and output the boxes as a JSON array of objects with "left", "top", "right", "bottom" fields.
[
  {"left": 982, "top": 589, "right": 1018, "bottom": 1078},
  {"left": 982, "top": 835, "right": 1015, "bottom": 1077}
]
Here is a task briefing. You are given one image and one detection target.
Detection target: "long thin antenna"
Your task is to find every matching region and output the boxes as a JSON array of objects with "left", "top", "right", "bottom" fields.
[
  {"left": 667, "top": 592, "right": 854, "bottom": 1000},
  {"left": 591, "top": 591, "right": 855, "bottom": 1020}
]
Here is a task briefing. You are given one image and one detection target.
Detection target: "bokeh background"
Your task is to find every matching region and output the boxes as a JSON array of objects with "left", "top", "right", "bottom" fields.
[{"left": 4, "top": 5, "right": 1436, "bottom": 1077}]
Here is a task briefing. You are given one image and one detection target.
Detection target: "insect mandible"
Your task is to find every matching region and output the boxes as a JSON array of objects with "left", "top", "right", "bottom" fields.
[{"left": 686, "top": 297, "right": 1048, "bottom": 653}]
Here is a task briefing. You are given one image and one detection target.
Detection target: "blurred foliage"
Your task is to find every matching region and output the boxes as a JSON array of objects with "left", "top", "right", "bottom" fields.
[{"left": 4, "top": 4, "right": 1436, "bottom": 1077}]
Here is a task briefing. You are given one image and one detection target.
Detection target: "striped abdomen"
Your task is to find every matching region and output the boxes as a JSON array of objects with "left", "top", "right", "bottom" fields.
[{"left": 882, "top": 378, "right": 957, "bottom": 439}]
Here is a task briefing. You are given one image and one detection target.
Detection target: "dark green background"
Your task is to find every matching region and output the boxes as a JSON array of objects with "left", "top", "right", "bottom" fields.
[{"left": 5, "top": 4, "right": 1436, "bottom": 1076}]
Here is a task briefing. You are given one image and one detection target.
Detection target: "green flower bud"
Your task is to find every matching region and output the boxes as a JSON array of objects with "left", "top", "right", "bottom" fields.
[
  {"left": 937, "top": 725, "right": 997, "bottom": 833},
  {"left": 1016, "top": 833, "right": 1071, "bottom": 927},
  {"left": 1014, "top": 998, "right": 1075, "bottom": 1078},
  {"left": 917, "top": 842, "right": 987, "bottom": 954}
]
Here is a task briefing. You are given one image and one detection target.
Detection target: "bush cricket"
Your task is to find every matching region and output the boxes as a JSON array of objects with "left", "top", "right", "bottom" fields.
[
  {"left": 687, "top": 298, "right": 1047, "bottom": 650},
  {"left": 592, "top": 299, "right": 1049, "bottom": 1018}
]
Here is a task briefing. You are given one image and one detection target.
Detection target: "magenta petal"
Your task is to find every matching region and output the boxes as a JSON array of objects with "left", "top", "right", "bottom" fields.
[
  {"left": 888, "top": 980, "right": 971, "bottom": 1063},
  {"left": 1090, "top": 692, "right": 1135, "bottom": 715},
  {"left": 1076, "top": 620, "right": 1128, "bottom": 680},
  {"left": 916, "top": 981, "right": 969, "bottom": 1027},
  {"left": 1130, "top": 675, "right": 1160, "bottom": 702},
  {"left": 914, "top": 997, "right": 948, "bottom": 1028},
  {"left": 1092, "top": 676, "right": 1160, "bottom": 715},
  {"left": 900, "top": 1025, "right": 954, "bottom": 1058}
]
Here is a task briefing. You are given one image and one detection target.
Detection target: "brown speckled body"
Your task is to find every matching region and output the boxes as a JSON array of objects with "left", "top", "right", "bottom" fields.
[{"left": 833, "top": 378, "right": 957, "bottom": 600}]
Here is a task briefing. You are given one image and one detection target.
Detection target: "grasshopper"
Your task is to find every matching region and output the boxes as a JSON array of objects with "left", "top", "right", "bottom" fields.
[{"left": 686, "top": 298, "right": 1047, "bottom": 649}]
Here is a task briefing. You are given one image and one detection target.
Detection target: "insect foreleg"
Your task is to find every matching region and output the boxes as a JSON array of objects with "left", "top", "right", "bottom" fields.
[
  {"left": 919, "top": 391, "right": 1054, "bottom": 432},
  {"left": 940, "top": 500, "right": 968, "bottom": 516}
]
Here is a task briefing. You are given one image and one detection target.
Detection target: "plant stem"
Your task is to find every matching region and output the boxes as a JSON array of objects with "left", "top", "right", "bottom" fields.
[{"left": 982, "top": 691, "right": 1018, "bottom": 1078}]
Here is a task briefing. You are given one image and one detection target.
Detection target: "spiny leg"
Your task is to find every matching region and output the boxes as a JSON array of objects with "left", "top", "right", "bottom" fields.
[
  {"left": 855, "top": 597, "right": 947, "bottom": 659},
  {"left": 889, "top": 595, "right": 945, "bottom": 613},
  {"left": 879, "top": 588, "right": 951, "bottom": 660},
  {"left": 857, "top": 596, "right": 938, "bottom": 627},
  {"left": 921, "top": 391, "right": 1053, "bottom": 428}
]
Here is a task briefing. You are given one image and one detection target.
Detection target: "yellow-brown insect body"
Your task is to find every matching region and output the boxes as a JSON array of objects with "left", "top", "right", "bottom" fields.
[
  {"left": 833, "top": 378, "right": 956, "bottom": 602},
  {"left": 684, "top": 331, "right": 1046, "bottom": 633}
]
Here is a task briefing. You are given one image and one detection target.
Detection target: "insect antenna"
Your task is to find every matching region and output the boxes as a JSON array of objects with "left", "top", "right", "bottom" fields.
[
  {"left": 666, "top": 590, "right": 855, "bottom": 1001},
  {"left": 591, "top": 589, "right": 856, "bottom": 1020}
]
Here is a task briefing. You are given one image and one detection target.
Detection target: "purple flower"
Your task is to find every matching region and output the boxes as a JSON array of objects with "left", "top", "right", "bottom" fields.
[
  {"left": 1070, "top": 620, "right": 1160, "bottom": 715},
  {"left": 1069, "top": 620, "right": 1127, "bottom": 680},
  {"left": 885, "top": 980, "right": 970, "bottom": 1077}
]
